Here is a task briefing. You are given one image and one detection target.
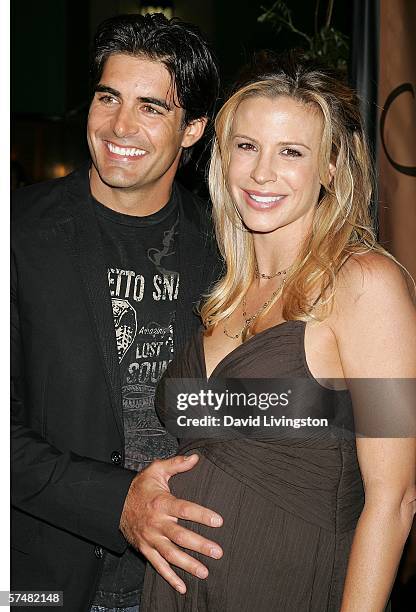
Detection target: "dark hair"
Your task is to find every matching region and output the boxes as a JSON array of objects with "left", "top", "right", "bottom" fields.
[
  {"left": 90, "top": 13, "right": 219, "bottom": 127},
  {"left": 231, "top": 50, "right": 361, "bottom": 137},
  {"left": 232, "top": 50, "right": 348, "bottom": 96}
]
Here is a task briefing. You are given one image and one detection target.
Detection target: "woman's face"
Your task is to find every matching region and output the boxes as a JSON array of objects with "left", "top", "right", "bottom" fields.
[{"left": 227, "top": 95, "right": 331, "bottom": 236}]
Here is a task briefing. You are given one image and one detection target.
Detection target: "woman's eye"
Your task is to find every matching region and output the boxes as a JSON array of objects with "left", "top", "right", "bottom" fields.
[
  {"left": 237, "top": 143, "right": 256, "bottom": 151},
  {"left": 282, "top": 148, "right": 302, "bottom": 157}
]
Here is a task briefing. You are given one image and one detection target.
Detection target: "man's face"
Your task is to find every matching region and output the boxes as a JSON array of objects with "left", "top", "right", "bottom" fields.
[{"left": 87, "top": 53, "right": 201, "bottom": 205}]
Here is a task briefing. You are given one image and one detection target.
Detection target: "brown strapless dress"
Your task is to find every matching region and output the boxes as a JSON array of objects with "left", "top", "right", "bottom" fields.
[{"left": 140, "top": 321, "right": 379, "bottom": 611}]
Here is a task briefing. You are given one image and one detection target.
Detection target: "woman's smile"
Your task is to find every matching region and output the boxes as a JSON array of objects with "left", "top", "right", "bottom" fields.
[{"left": 242, "top": 189, "right": 287, "bottom": 210}]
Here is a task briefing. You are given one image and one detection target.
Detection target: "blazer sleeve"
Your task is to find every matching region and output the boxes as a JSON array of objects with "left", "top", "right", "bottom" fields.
[{"left": 11, "top": 250, "right": 136, "bottom": 554}]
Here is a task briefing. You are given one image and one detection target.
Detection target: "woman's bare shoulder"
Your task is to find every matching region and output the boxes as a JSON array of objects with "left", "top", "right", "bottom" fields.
[
  {"left": 327, "top": 251, "right": 416, "bottom": 378},
  {"left": 334, "top": 251, "right": 414, "bottom": 311}
]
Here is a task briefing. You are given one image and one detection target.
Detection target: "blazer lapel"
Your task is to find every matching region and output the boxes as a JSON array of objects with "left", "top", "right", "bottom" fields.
[
  {"left": 175, "top": 185, "right": 213, "bottom": 353},
  {"left": 58, "top": 169, "right": 123, "bottom": 439}
]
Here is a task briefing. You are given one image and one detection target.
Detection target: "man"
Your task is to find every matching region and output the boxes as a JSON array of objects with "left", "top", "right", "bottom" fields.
[{"left": 11, "top": 14, "right": 224, "bottom": 612}]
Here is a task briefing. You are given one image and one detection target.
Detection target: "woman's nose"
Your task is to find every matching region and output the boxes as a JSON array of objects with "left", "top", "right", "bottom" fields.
[{"left": 250, "top": 153, "right": 277, "bottom": 185}]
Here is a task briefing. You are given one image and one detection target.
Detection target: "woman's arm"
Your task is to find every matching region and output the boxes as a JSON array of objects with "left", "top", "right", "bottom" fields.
[
  {"left": 333, "top": 254, "right": 416, "bottom": 612},
  {"left": 340, "top": 438, "right": 415, "bottom": 611}
]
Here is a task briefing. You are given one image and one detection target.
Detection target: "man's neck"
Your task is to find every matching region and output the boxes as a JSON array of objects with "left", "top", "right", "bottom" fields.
[{"left": 89, "top": 169, "right": 174, "bottom": 217}]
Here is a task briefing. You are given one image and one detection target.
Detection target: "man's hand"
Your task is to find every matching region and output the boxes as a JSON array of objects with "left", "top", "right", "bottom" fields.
[{"left": 119, "top": 453, "right": 223, "bottom": 594}]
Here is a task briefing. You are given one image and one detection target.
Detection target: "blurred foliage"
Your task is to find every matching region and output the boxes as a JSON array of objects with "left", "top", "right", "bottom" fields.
[{"left": 258, "top": 0, "right": 349, "bottom": 70}]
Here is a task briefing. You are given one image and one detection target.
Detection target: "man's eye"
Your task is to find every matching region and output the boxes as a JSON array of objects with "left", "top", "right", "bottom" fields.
[
  {"left": 237, "top": 143, "right": 256, "bottom": 151},
  {"left": 143, "top": 105, "right": 161, "bottom": 115},
  {"left": 98, "top": 95, "right": 117, "bottom": 105},
  {"left": 281, "top": 148, "right": 302, "bottom": 157}
]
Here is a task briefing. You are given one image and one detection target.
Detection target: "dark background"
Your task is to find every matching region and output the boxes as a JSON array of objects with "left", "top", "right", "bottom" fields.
[
  {"left": 11, "top": 0, "right": 351, "bottom": 187},
  {"left": 10, "top": 1, "right": 416, "bottom": 607}
]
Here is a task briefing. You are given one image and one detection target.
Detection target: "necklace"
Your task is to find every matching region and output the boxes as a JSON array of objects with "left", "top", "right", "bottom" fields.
[
  {"left": 223, "top": 279, "right": 286, "bottom": 340},
  {"left": 255, "top": 264, "right": 288, "bottom": 280}
]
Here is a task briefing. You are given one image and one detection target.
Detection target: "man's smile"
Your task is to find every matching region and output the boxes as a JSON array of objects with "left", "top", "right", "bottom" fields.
[{"left": 106, "top": 141, "right": 147, "bottom": 158}]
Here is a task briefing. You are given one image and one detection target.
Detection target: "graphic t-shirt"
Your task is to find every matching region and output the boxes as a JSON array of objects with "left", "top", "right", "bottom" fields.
[{"left": 93, "top": 189, "right": 179, "bottom": 607}]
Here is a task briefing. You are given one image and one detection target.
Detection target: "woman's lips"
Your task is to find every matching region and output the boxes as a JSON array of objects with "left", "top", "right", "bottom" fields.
[{"left": 242, "top": 189, "right": 287, "bottom": 210}]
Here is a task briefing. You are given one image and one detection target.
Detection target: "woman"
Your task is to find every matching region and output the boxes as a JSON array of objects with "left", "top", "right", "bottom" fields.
[{"left": 141, "top": 55, "right": 416, "bottom": 611}]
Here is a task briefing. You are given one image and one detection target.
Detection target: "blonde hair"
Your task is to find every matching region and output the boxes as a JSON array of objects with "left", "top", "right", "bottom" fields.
[{"left": 200, "top": 57, "right": 392, "bottom": 330}]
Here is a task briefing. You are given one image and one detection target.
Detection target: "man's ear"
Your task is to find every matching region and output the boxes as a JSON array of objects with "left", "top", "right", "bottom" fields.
[{"left": 181, "top": 117, "right": 208, "bottom": 149}]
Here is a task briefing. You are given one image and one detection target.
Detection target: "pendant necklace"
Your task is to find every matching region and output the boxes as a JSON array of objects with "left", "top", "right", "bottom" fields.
[{"left": 223, "top": 266, "right": 288, "bottom": 340}]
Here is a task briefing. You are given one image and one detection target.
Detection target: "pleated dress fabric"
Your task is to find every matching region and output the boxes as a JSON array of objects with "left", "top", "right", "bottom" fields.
[{"left": 141, "top": 321, "right": 375, "bottom": 611}]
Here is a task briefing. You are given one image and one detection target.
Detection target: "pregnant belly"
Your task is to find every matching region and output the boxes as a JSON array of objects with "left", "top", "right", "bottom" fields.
[{"left": 168, "top": 451, "right": 339, "bottom": 611}]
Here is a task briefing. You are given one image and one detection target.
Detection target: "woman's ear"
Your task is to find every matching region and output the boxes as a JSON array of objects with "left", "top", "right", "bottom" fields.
[
  {"left": 328, "top": 161, "right": 336, "bottom": 183},
  {"left": 319, "top": 159, "right": 337, "bottom": 188}
]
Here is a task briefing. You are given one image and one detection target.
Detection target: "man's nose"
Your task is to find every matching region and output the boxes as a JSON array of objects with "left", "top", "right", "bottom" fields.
[
  {"left": 112, "top": 105, "right": 139, "bottom": 139},
  {"left": 250, "top": 152, "right": 278, "bottom": 185}
]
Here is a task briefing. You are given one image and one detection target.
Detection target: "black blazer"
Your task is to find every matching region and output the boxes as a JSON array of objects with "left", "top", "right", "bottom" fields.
[{"left": 11, "top": 165, "right": 222, "bottom": 611}]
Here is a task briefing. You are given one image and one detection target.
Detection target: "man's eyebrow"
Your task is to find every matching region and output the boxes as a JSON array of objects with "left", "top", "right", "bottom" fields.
[
  {"left": 95, "top": 84, "right": 120, "bottom": 97},
  {"left": 138, "top": 97, "right": 172, "bottom": 112},
  {"left": 94, "top": 87, "right": 172, "bottom": 112}
]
